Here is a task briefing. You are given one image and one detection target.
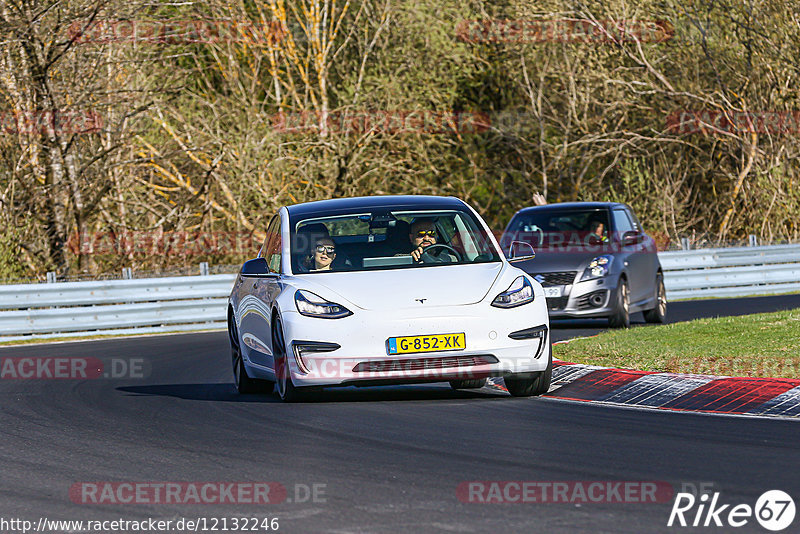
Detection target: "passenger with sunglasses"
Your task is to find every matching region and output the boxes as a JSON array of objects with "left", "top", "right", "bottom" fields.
[
  {"left": 408, "top": 218, "right": 456, "bottom": 264},
  {"left": 304, "top": 237, "right": 337, "bottom": 271}
]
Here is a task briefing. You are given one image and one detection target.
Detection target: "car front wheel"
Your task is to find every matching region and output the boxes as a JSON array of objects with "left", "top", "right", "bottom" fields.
[
  {"left": 643, "top": 273, "right": 667, "bottom": 324},
  {"left": 273, "top": 315, "right": 318, "bottom": 402},
  {"left": 230, "top": 316, "right": 266, "bottom": 394},
  {"left": 608, "top": 277, "right": 631, "bottom": 328},
  {"left": 504, "top": 344, "right": 552, "bottom": 397}
]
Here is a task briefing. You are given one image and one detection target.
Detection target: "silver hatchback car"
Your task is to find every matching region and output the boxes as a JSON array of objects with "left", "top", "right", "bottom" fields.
[{"left": 500, "top": 202, "right": 666, "bottom": 328}]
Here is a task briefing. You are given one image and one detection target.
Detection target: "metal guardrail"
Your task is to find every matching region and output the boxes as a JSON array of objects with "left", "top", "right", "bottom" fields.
[
  {"left": 659, "top": 244, "right": 800, "bottom": 300},
  {"left": 0, "top": 274, "right": 235, "bottom": 309},
  {"left": 0, "top": 244, "right": 798, "bottom": 342},
  {"left": 0, "top": 274, "right": 236, "bottom": 342}
]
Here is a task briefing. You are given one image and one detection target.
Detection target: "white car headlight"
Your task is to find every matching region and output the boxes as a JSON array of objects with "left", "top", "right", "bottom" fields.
[
  {"left": 294, "top": 290, "right": 352, "bottom": 319},
  {"left": 491, "top": 276, "right": 534, "bottom": 308},
  {"left": 581, "top": 255, "right": 614, "bottom": 281}
]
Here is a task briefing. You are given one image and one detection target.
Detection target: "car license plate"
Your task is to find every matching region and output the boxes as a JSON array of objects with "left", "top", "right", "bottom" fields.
[
  {"left": 387, "top": 333, "right": 466, "bottom": 355},
  {"left": 544, "top": 287, "right": 563, "bottom": 298}
]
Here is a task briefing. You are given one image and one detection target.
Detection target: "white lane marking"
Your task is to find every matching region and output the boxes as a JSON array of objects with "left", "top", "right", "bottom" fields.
[
  {"left": 748, "top": 384, "right": 800, "bottom": 416},
  {"left": 598, "top": 373, "right": 713, "bottom": 406},
  {"left": 550, "top": 363, "right": 605, "bottom": 387}
]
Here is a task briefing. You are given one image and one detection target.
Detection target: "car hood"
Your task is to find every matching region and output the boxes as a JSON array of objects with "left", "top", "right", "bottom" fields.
[
  {"left": 295, "top": 263, "right": 505, "bottom": 311},
  {"left": 512, "top": 249, "right": 611, "bottom": 273}
]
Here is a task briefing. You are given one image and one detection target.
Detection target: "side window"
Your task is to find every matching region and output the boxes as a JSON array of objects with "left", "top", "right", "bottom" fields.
[
  {"left": 258, "top": 230, "right": 270, "bottom": 259},
  {"left": 612, "top": 209, "right": 634, "bottom": 235},
  {"left": 262, "top": 216, "right": 282, "bottom": 274},
  {"left": 625, "top": 208, "right": 642, "bottom": 232},
  {"left": 436, "top": 217, "right": 457, "bottom": 245}
]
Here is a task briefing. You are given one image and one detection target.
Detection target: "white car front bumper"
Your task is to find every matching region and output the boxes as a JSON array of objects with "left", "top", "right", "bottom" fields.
[{"left": 280, "top": 299, "right": 550, "bottom": 387}]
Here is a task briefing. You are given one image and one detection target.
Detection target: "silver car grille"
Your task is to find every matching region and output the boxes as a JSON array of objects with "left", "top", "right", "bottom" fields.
[{"left": 535, "top": 271, "right": 577, "bottom": 286}]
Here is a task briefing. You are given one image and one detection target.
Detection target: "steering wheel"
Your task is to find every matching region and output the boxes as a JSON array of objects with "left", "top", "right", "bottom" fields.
[{"left": 419, "top": 243, "right": 462, "bottom": 263}]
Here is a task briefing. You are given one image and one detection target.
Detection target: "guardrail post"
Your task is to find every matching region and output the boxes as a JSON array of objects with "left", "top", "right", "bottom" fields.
[
  {"left": 122, "top": 267, "right": 133, "bottom": 280},
  {"left": 199, "top": 262, "right": 209, "bottom": 276},
  {"left": 46, "top": 271, "right": 56, "bottom": 283},
  {"left": 680, "top": 237, "right": 691, "bottom": 250},
  {"left": 749, "top": 234, "right": 758, "bottom": 247}
]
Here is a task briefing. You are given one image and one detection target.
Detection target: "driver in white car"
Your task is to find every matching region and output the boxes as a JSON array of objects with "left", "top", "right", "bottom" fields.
[{"left": 408, "top": 218, "right": 457, "bottom": 264}]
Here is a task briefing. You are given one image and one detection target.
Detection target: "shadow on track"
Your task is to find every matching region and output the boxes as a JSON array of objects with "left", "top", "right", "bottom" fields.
[
  {"left": 118, "top": 383, "right": 277, "bottom": 402},
  {"left": 117, "top": 383, "right": 509, "bottom": 403}
]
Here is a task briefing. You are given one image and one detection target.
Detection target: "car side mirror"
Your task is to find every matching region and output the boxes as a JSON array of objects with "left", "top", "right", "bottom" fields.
[
  {"left": 508, "top": 241, "right": 535, "bottom": 262},
  {"left": 622, "top": 231, "right": 643, "bottom": 246},
  {"left": 241, "top": 257, "right": 271, "bottom": 277}
]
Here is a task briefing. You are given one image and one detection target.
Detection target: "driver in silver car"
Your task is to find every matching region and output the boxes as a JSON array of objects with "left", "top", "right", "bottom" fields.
[{"left": 408, "top": 218, "right": 457, "bottom": 263}]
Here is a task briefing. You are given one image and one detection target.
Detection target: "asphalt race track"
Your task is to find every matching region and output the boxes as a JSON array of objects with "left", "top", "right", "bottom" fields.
[{"left": 1, "top": 295, "right": 800, "bottom": 533}]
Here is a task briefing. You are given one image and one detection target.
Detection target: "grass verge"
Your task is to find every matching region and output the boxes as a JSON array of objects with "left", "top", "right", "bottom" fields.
[
  {"left": 553, "top": 309, "right": 800, "bottom": 379},
  {"left": 670, "top": 289, "right": 800, "bottom": 302}
]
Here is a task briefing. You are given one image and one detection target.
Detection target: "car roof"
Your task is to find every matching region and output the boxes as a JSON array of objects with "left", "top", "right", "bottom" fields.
[
  {"left": 286, "top": 195, "right": 467, "bottom": 218},
  {"left": 514, "top": 201, "right": 627, "bottom": 215}
]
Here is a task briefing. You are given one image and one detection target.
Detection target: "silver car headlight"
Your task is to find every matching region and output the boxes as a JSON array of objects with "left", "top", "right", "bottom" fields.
[
  {"left": 491, "top": 276, "right": 534, "bottom": 308},
  {"left": 580, "top": 255, "right": 614, "bottom": 281},
  {"left": 294, "top": 290, "right": 352, "bottom": 319}
]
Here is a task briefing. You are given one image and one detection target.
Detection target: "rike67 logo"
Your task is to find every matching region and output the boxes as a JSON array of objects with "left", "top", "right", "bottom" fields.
[{"left": 668, "top": 490, "right": 795, "bottom": 531}]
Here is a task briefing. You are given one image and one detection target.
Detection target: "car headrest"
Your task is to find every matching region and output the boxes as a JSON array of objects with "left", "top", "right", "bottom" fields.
[
  {"left": 296, "top": 223, "right": 331, "bottom": 255},
  {"left": 385, "top": 220, "right": 412, "bottom": 251},
  {"left": 300, "top": 222, "right": 330, "bottom": 236}
]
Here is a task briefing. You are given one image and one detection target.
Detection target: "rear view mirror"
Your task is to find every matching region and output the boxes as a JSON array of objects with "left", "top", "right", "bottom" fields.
[
  {"left": 622, "top": 231, "right": 643, "bottom": 246},
  {"left": 369, "top": 212, "right": 398, "bottom": 229},
  {"left": 508, "top": 241, "right": 535, "bottom": 262}
]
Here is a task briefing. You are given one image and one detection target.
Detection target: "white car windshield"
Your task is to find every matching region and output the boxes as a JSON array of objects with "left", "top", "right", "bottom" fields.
[{"left": 290, "top": 209, "right": 501, "bottom": 273}]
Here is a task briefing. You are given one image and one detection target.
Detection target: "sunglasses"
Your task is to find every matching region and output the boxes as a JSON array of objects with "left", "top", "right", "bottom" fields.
[
  {"left": 415, "top": 230, "right": 436, "bottom": 238},
  {"left": 315, "top": 245, "right": 335, "bottom": 254}
]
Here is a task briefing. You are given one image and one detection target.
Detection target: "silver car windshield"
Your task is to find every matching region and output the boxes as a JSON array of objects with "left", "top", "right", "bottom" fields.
[
  {"left": 504, "top": 209, "right": 611, "bottom": 248},
  {"left": 290, "top": 209, "right": 501, "bottom": 273}
]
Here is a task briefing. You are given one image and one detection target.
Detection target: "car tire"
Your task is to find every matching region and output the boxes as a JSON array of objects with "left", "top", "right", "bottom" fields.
[
  {"left": 449, "top": 378, "right": 487, "bottom": 390},
  {"left": 504, "top": 344, "right": 552, "bottom": 397},
  {"left": 608, "top": 277, "right": 631, "bottom": 329},
  {"left": 643, "top": 273, "right": 667, "bottom": 324},
  {"left": 229, "top": 316, "right": 267, "bottom": 394},
  {"left": 273, "top": 315, "right": 317, "bottom": 403}
]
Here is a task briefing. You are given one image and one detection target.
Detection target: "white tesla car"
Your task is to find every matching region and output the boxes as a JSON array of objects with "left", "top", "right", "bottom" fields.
[{"left": 227, "top": 195, "right": 551, "bottom": 401}]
